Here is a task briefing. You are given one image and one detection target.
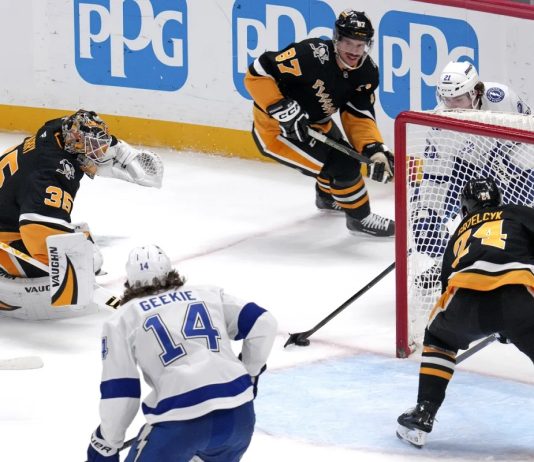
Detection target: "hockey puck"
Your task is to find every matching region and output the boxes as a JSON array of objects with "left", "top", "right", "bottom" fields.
[{"left": 295, "top": 337, "right": 310, "bottom": 347}]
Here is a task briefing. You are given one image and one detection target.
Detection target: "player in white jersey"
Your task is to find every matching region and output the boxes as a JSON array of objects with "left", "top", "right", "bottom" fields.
[
  {"left": 412, "top": 60, "right": 532, "bottom": 289},
  {"left": 86, "top": 245, "right": 277, "bottom": 462}
]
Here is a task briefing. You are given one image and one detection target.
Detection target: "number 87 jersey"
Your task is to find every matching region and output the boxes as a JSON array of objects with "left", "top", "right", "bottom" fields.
[{"left": 98, "top": 284, "right": 277, "bottom": 447}]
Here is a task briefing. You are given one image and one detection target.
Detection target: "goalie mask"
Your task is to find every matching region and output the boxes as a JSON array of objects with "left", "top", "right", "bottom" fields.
[
  {"left": 461, "top": 177, "right": 502, "bottom": 216},
  {"left": 126, "top": 245, "right": 172, "bottom": 288},
  {"left": 437, "top": 61, "right": 483, "bottom": 109},
  {"left": 62, "top": 110, "right": 112, "bottom": 176},
  {"left": 333, "top": 9, "right": 374, "bottom": 70}
]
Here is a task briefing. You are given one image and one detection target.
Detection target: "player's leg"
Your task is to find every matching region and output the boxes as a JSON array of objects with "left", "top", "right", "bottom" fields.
[
  {"left": 397, "top": 289, "right": 488, "bottom": 447},
  {"left": 325, "top": 151, "right": 394, "bottom": 236},
  {"left": 197, "top": 401, "right": 255, "bottom": 462},
  {"left": 0, "top": 237, "right": 47, "bottom": 277},
  {"left": 0, "top": 270, "right": 99, "bottom": 320},
  {"left": 497, "top": 285, "right": 534, "bottom": 363},
  {"left": 124, "top": 422, "right": 203, "bottom": 462}
]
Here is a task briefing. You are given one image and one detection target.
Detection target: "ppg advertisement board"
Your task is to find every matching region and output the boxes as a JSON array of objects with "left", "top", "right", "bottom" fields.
[{"left": 0, "top": 0, "right": 531, "bottom": 153}]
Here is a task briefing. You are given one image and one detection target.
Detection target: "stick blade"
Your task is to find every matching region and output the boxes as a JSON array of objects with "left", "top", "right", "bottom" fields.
[
  {"left": 0, "top": 356, "right": 44, "bottom": 370},
  {"left": 284, "top": 333, "right": 311, "bottom": 348}
]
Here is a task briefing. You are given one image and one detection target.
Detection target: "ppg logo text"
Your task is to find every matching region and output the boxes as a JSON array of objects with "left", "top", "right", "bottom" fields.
[
  {"left": 379, "top": 11, "right": 478, "bottom": 117},
  {"left": 74, "top": 0, "right": 188, "bottom": 91}
]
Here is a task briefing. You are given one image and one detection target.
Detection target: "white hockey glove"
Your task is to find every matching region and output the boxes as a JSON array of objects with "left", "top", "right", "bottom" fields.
[
  {"left": 267, "top": 98, "right": 310, "bottom": 143},
  {"left": 87, "top": 427, "right": 119, "bottom": 462},
  {"left": 362, "top": 143, "right": 394, "bottom": 184},
  {"left": 96, "top": 141, "right": 163, "bottom": 188}
]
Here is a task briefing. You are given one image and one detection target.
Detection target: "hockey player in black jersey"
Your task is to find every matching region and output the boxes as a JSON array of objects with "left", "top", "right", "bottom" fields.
[
  {"left": 397, "top": 177, "right": 534, "bottom": 448},
  {"left": 0, "top": 109, "right": 163, "bottom": 319},
  {"left": 244, "top": 9, "right": 394, "bottom": 237}
]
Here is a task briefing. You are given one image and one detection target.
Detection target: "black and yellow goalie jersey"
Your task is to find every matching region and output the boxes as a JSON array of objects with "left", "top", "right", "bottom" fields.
[
  {"left": 245, "top": 38, "right": 383, "bottom": 151},
  {"left": 440, "top": 204, "right": 534, "bottom": 294},
  {"left": 0, "top": 117, "right": 85, "bottom": 266}
]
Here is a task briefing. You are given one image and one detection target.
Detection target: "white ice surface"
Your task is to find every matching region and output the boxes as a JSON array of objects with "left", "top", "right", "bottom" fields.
[{"left": 0, "top": 132, "right": 532, "bottom": 461}]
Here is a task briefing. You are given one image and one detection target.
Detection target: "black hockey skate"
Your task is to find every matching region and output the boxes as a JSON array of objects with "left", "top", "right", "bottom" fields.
[
  {"left": 346, "top": 213, "right": 395, "bottom": 237},
  {"left": 414, "top": 263, "right": 441, "bottom": 290},
  {"left": 396, "top": 401, "right": 439, "bottom": 448},
  {"left": 315, "top": 192, "right": 343, "bottom": 213}
]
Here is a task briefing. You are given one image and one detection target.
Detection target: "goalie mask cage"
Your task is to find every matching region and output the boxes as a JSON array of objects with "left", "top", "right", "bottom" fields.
[{"left": 394, "top": 109, "right": 534, "bottom": 358}]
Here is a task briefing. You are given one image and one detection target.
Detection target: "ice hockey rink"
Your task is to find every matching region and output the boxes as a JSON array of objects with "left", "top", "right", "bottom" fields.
[{"left": 0, "top": 131, "right": 533, "bottom": 462}]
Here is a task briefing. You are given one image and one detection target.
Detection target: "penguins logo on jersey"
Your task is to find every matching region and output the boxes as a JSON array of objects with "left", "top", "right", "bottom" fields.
[
  {"left": 310, "top": 43, "right": 329, "bottom": 64},
  {"left": 57, "top": 159, "right": 75, "bottom": 180},
  {"left": 486, "top": 87, "right": 505, "bottom": 103}
]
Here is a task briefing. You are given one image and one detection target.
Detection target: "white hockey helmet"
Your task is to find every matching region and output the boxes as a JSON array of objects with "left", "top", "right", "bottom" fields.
[
  {"left": 125, "top": 245, "right": 172, "bottom": 287},
  {"left": 437, "top": 61, "right": 481, "bottom": 108}
]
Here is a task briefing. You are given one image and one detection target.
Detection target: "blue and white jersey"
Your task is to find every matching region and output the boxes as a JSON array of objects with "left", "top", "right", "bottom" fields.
[
  {"left": 97, "top": 284, "right": 277, "bottom": 449},
  {"left": 435, "top": 81, "right": 531, "bottom": 114},
  {"left": 413, "top": 82, "right": 534, "bottom": 258}
]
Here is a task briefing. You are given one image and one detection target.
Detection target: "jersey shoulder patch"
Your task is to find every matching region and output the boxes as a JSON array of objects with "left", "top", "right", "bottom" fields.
[
  {"left": 485, "top": 86, "right": 505, "bottom": 103},
  {"left": 307, "top": 40, "right": 331, "bottom": 65}
]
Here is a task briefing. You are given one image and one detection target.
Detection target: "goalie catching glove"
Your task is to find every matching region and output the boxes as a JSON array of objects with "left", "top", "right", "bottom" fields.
[
  {"left": 362, "top": 143, "right": 394, "bottom": 184},
  {"left": 267, "top": 98, "right": 310, "bottom": 143},
  {"left": 96, "top": 141, "right": 164, "bottom": 188}
]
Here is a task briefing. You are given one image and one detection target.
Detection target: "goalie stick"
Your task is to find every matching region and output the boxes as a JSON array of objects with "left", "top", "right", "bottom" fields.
[
  {"left": 0, "top": 241, "right": 120, "bottom": 310},
  {"left": 0, "top": 356, "right": 44, "bottom": 370},
  {"left": 284, "top": 262, "right": 396, "bottom": 347}
]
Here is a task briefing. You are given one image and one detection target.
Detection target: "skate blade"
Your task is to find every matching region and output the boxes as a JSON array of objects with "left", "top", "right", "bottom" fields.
[{"left": 396, "top": 424, "right": 427, "bottom": 448}]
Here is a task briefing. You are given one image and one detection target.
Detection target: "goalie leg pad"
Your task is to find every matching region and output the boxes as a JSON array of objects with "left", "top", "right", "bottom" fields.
[
  {"left": 73, "top": 222, "right": 104, "bottom": 274},
  {"left": 0, "top": 272, "right": 98, "bottom": 320}
]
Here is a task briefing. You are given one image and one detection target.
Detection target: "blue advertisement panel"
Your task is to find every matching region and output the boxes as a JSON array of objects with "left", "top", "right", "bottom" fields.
[
  {"left": 379, "top": 11, "right": 479, "bottom": 117},
  {"left": 74, "top": 0, "right": 188, "bottom": 91}
]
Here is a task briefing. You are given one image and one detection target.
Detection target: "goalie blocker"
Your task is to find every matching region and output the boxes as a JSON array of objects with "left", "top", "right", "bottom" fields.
[{"left": 0, "top": 233, "right": 112, "bottom": 320}]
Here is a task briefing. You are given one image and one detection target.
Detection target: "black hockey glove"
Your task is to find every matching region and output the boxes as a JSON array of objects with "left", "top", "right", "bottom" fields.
[
  {"left": 362, "top": 143, "right": 394, "bottom": 184},
  {"left": 238, "top": 353, "right": 267, "bottom": 398},
  {"left": 267, "top": 98, "right": 310, "bottom": 143},
  {"left": 252, "top": 364, "right": 267, "bottom": 398}
]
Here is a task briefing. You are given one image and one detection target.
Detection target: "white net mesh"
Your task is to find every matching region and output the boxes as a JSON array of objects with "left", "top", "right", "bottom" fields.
[{"left": 403, "top": 109, "right": 534, "bottom": 350}]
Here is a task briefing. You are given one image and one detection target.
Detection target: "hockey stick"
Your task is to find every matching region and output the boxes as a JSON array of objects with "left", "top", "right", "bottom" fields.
[
  {"left": 284, "top": 262, "right": 396, "bottom": 347},
  {"left": 307, "top": 128, "right": 371, "bottom": 164},
  {"left": 0, "top": 356, "right": 44, "bottom": 370},
  {"left": 0, "top": 242, "right": 120, "bottom": 310},
  {"left": 456, "top": 333, "right": 499, "bottom": 364}
]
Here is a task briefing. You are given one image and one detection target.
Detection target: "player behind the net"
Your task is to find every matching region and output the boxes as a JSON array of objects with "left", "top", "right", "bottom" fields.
[
  {"left": 0, "top": 109, "right": 163, "bottom": 320},
  {"left": 397, "top": 177, "right": 534, "bottom": 448},
  {"left": 87, "top": 245, "right": 277, "bottom": 462},
  {"left": 412, "top": 61, "right": 532, "bottom": 289},
  {"left": 244, "top": 9, "right": 394, "bottom": 237}
]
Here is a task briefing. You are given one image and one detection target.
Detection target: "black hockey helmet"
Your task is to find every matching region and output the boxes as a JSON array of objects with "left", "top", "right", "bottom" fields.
[
  {"left": 461, "top": 177, "right": 502, "bottom": 216},
  {"left": 334, "top": 9, "right": 374, "bottom": 43}
]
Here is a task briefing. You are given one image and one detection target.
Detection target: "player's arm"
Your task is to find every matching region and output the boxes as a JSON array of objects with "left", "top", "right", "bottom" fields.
[
  {"left": 506, "top": 86, "right": 531, "bottom": 115},
  {"left": 244, "top": 42, "right": 307, "bottom": 110},
  {"left": 95, "top": 140, "right": 163, "bottom": 189},
  {"left": 88, "top": 314, "right": 140, "bottom": 460},
  {"left": 245, "top": 43, "right": 311, "bottom": 143},
  {"left": 340, "top": 63, "right": 393, "bottom": 183},
  {"left": 221, "top": 290, "right": 277, "bottom": 377}
]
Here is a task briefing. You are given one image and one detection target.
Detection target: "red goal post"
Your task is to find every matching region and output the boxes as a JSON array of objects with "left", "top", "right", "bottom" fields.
[{"left": 394, "top": 109, "right": 534, "bottom": 358}]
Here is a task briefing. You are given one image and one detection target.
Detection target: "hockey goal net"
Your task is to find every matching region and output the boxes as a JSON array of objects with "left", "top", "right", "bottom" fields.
[{"left": 395, "top": 109, "right": 534, "bottom": 358}]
